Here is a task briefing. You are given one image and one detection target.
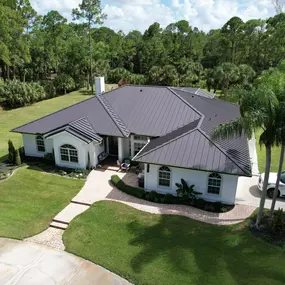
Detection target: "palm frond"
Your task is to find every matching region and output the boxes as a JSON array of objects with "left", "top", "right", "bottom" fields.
[{"left": 211, "top": 117, "right": 244, "bottom": 141}]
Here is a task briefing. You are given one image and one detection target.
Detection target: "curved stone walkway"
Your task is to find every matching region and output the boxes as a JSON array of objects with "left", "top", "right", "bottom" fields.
[{"left": 25, "top": 169, "right": 256, "bottom": 251}]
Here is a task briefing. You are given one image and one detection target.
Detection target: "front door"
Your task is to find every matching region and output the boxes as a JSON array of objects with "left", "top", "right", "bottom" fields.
[{"left": 109, "top": 137, "right": 118, "bottom": 156}]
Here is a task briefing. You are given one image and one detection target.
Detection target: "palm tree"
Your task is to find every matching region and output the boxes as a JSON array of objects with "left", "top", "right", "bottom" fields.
[
  {"left": 270, "top": 101, "right": 285, "bottom": 218},
  {"left": 215, "top": 62, "right": 240, "bottom": 95},
  {"left": 149, "top": 66, "right": 163, "bottom": 85},
  {"left": 212, "top": 86, "right": 278, "bottom": 227},
  {"left": 238, "top": 64, "right": 256, "bottom": 86}
]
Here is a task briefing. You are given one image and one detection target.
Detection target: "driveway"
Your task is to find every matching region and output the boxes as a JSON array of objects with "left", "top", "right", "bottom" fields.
[
  {"left": 236, "top": 176, "right": 285, "bottom": 210},
  {"left": 0, "top": 238, "right": 131, "bottom": 285}
]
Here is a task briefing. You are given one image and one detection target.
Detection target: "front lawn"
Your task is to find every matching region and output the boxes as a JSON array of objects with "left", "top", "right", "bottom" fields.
[
  {"left": 63, "top": 201, "right": 285, "bottom": 285},
  {"left": 0, "top": 167, "right": 84, "bottom": 239},
  {"left": 255, "top": 129, "right": 285, "bottom": 173}
]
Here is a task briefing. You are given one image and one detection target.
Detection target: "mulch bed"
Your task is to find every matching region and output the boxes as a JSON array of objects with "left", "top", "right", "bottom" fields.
[{"left": 249, "top": 213, "right": 285, "bottom": 247}]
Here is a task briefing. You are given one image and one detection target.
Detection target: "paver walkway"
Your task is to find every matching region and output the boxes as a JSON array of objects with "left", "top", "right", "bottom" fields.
[
  {"left": 0, "top": 238, "right": 131, "bottom": 285},
  {"left": 26, "top": 169, "right": 256, "bottom": 250}
]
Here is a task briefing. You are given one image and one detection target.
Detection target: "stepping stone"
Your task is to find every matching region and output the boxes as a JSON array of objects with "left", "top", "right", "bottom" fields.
[
  {"left": 50, "top": 221, "right": 68, "bottom": 230},
  {"left": 53, "top": 203, "right": 90, "bottom": 224}
]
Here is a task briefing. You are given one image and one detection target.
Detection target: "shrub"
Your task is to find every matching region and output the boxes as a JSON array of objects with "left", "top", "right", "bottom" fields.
[
  {"left": 40, "top": 80, "right": 56, "bottom": 98},
  {"left": 162, "top": 194, "right": 177, "bottom": 204},
  {"left": 54, "top": 74, "right": 75, "bottom": 94},
  {"left": 108, "top": 68, "right": 130, "bottom": 84},
  {"left": 111, "top": 175, "right": 145, "bottom": 199},
  {"left": 0, "top": 80, "right": 45, "bottom": 108},
  {"left": 75, "top": 75, "right": 87, "bottom": 89},
  {"left": 195, "top": 198, "right": 206, "bottom": 209},
  {"left": 204, "top": 203, "right": 216, "bottom": 212},
  {"left": 44, "top": 153, "right": 55, "bottom": 164},
  {"left": 147, "top": 191, "right": 160, "bottom": 202},
  {"left": 8, "top": 140, "right": 15, "bottom": 164},
  {"left": 176, "top": 179, "right": 201, "bottom": 201},
  {"left": 14, "top": 149, "right": 21, "bottom": 166}
]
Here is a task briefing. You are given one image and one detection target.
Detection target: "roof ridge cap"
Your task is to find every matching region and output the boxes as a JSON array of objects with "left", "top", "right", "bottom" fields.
[
  {"left": 197, "top": 129, "right": 251, "bottom": 176},
  {"left": 97, "top": 94, "right": 130, "bottom": 137},
  {"left": 134, "top": 123, "right": 199, "bottom": 160},
  {"left": 167, "top": 87, "right": 204, "bottom": 119}
]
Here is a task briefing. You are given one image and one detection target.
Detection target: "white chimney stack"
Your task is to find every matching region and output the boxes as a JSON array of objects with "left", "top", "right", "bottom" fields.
[{"left": 95, "top": 77, "right": 105, "bottom": 95}]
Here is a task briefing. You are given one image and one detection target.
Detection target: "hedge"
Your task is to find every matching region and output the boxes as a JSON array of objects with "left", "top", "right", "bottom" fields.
[
  {"left": 111, "top": 175, "right": 234, "bottom": 213},
  {"left": 0, "top": 80, "right": 45, "bottom": 108},
  {"left": 111, "top": 175, "right": 145, "bottom": 199}
]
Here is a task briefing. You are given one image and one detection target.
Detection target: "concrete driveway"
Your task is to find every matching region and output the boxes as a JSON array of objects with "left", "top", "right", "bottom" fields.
[
  {"left": 236, "top": 176, "right": 285, "bottom": 210},
  {"left": 0, "top": 238, "right": 130, "bottom": 285}
]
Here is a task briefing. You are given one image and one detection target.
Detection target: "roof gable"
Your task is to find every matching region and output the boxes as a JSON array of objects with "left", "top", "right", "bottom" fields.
[{"left": 133, "top": 127, "right": 251, "bottom": 176}]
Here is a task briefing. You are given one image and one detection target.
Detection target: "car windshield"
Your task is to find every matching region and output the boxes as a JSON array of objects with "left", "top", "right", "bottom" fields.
[{"left": 280, "top": 172, "right": 285, "bottom": 184}]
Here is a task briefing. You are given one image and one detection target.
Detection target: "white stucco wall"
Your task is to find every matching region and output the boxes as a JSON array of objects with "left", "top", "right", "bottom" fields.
[
  {"left": 94, "top": 141, "right": 105, "bottom": 166},
  {"left": 22, "top": 134, "right": 53, "bottom": 157},
  {"left": 144, "top": 164, "right": 239, "bottom": 204},
  {"left": 53, "top": 132, "right": 89, "bottom": 169}
]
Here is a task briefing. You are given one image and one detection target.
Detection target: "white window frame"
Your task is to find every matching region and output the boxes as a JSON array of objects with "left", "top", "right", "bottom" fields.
[
  {"left": 60, "top": 144, "right": 78, "bottom": 163},
  {"left": 134, "top": 135, "right": 148, "bottom": 141},
  {"left": 36, "top": 135, "right": 45, "bottom": 152},
  {"left": 207, "top": 173, "right": 222, "bottom": 195},
  {"left": 132, "top": 135, "right": 149, "bottom": 156},
  {"left": 158, "top": 166, "right": 171, "bottom": 188},
  {"left": 134, "top": 142, "right": 145, "bottom": 154}
]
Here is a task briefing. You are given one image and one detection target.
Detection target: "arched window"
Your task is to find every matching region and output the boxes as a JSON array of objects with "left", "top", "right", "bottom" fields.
[
  {"left": 60, "top": 144, "right": 78, "bottom": 163},
  {"left": 36, "top": 135, "right": 45, "bottom": 152},
  {"left": 158, "top": 166, "right": 171, "bottom": 187},
  {"left": 208, "top": 173, "right": 222, "bottom": 195}
]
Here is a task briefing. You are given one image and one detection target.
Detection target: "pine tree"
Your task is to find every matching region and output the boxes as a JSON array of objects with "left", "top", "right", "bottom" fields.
[
  {"left": 14, "top": 149, "right": 21, "bottom": 166},
  {"left": 8, "top": 140, "right": 15, "bottom": 164}
]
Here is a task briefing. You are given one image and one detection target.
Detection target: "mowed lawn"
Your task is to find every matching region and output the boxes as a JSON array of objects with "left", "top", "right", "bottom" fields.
[
  {"left": 0, "top": 88, "right": 101, "bottom": 239},
  {"left": 64, "top": 201, "right": 285, "bottom": 285},
  {"left": 0, "top": 89, "right": 93, "bottom": 160},
  {"left": 255, "top": 129, "right": 285, "bottom": 173},
  {"left": 0, "top": 167, "right": 83, "bottom": 239}
]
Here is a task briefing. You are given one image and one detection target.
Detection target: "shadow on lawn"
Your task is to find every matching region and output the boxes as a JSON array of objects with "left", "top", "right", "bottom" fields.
[
  {"left": 79, "top": 89, "right": 93, "bottom": 96},
  {"left": 127, "top": 214, "right": 285, "bottom": 284}
]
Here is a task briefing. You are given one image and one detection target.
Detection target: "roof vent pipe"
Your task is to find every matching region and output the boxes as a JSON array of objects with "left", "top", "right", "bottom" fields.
[{"left": 95, "top": 77, "right": 105, "bottom": 96}]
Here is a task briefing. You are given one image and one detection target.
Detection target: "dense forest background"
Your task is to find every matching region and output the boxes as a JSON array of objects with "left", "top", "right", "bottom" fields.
[{"left": 1, "top": 0, "right": 285, "bottom": 99}]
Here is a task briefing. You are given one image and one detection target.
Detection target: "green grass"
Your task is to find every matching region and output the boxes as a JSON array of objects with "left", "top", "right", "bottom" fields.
[
  {"left": 255, "top": 129, "right": 285, "bottom": 173},
  {"left": 0, "top": 166, "right": 84, "bottom": 239},
  {"left": 64, "top": 201, "right": 285, "bottom": 285},
  {"left": 0, "top": 87, "right": 100, "bottom": 238},
  {"left": 0, "top": 89, "right": 93, "bottom": 160}
]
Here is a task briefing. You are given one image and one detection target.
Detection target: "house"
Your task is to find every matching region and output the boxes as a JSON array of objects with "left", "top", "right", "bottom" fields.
[{"left": 12, "top": 78, "right": 251, "bottom": 204}]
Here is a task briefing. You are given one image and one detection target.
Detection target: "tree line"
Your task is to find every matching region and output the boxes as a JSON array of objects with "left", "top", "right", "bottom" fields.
[{"left": 1, "top": 0, "right": 285, "bottom": 94}]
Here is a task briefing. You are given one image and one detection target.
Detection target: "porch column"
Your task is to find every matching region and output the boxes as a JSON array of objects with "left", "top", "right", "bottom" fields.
[
  {"left": 106, "top": 137, "right": 109, "bottom": 153},
  {"left": 130, "top": 135, "right": 134, "bottom": 158},
  {"left": 118, "top": 137, "right": 124, "bottom": 162}
]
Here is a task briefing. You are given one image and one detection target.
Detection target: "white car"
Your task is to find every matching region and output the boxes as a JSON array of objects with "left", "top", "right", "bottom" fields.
[{"left": 258, "top": 172, "right": 285, "bottom": 198}]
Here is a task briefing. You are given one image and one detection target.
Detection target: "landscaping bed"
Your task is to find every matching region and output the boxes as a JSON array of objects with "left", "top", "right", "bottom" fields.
[
  {"left": 0, "top": 162, "right": 15, "bottom": 181},
  {"left": 25, "top": 158, "right": 90, "bottom": 179},
  {"left": 64, "top": 201, "right": 285, "bottom": 285},
  {"left": 249, "top": 209, "right": 285, "bottom": 247},
  {"left": 111, "top": 175, "right": 233, "bottom": 213}
]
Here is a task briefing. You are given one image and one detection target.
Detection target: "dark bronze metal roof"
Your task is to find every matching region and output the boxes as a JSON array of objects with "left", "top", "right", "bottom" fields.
[{"left": 12, "top": 85, "right": 251, "bottom": 176}]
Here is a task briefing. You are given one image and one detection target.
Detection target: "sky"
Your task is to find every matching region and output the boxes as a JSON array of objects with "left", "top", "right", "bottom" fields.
[{"left": 30, "top": 0, "right": 276, "bottom": 33}]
